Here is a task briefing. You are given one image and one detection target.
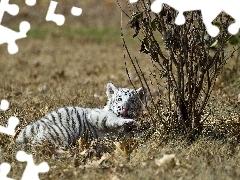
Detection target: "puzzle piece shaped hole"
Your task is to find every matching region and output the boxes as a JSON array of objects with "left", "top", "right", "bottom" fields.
[
  {"left": 71, "top": 6, "right": 82, "bottom": 16},
  {"left": 0, "top": 116, "right": 19, "bottom": 136},
  {"left": 25, "top": 0, "right": 36, "bottom": 6},
  {"left": 0, "top": 0, "right": 19, "bottom": 23},
  {"left": 129, "top": 0, "right": 139, "bottom": 3},
  {"left": 0, "top": 99, "right": 9, "bottom": 111},
  {"left": 0, "top": 21, "right": 30, "bottom": 54},
  {"left": 150, "top": 0, "right": 240, "bottom": 37},
  {"left": 46, "top": 0, "right": 65, "bottom": 26},
  {"left": 16, "top": 151, "right": 50, "bottom": 180},
  {"left": 0, "top": 163, "right": 14, "bottom": 180}
]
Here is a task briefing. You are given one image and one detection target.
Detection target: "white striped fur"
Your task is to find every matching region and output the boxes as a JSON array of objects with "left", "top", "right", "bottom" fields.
[{"left": 15, "top": 83, "right": 148, "bottom": 149}]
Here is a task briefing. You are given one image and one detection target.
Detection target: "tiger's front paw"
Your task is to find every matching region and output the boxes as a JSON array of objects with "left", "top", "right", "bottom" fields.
[
  {"left": 115, "top": 119, "right": 139, "bottom": 134},
  {"left": 122, "top": 120, "right": 139, "bottom": 132}
]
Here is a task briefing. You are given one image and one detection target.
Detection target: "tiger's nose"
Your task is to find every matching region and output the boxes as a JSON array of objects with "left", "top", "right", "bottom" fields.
[{"left": 121, "top": 107, "right": 128, "bottom": 117}]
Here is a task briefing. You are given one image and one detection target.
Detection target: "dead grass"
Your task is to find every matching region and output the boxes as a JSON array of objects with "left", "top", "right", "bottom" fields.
[{"left": 0, "top": 1, "right": 240, "bottom": 179}]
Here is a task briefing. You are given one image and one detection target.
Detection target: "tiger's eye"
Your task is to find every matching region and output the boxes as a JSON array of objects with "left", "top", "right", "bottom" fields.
[{"left": 118, "top": 97, "right": 122, "bottom": 101}]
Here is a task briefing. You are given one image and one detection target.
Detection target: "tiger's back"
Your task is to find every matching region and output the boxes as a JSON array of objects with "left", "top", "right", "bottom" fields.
[{"left": 16, "top": 107, "right": 95, "bottom": 147}]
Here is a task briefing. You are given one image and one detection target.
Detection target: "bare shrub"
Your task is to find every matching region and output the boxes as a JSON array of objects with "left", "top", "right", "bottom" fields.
[{"left": 118, "top": 0, "right": 240, "bottom": 141}]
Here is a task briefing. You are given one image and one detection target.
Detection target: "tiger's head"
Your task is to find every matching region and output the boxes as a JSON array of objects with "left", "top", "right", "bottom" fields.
[{"left": 103, "top": 82, "right": 148, "bottom": 119}]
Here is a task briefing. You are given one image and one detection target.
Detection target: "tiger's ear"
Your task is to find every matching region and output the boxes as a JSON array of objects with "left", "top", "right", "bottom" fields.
[
  {"left": 136, "top": 87, "right": 148, "bottom": 104},
  {"left": 106, "top": 82, "right": 118, "bottom": 98}
]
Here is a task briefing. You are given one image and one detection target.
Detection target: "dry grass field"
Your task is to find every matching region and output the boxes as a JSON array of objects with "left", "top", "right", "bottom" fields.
[{"left": 0, "top": 1, "right": 240, "bottom": 179}]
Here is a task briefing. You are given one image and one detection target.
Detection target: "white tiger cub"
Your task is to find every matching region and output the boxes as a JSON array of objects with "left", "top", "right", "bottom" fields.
[{"left": 15, "top": 83, "right": 148, "bottom": 149}]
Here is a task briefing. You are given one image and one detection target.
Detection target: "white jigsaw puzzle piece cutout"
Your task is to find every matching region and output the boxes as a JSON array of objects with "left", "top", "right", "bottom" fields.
[
  {"left": 71, "top": 6, "right": 82, "bottom": 16},
  {"left": 0, "top": 21, "right": 30, "bottom": 54},
  {"left": 16, "top": 151, "right": 50, "bottom": 180},
  {"left": 0, "top": 0, "right": 19, "bottom": 24},
  {"left": 25, "top": 0, "right": 37, "bottom": 6},
  {"left": 0, "top": 0, "right": 31, "bottom": 54},
  {"left": 0, "top": 99, "right": 10, "bottom": 111},
  {"left": 0, "top": 163, "right": 15, "bottom": 180},
  {"left": 46, "top": 0, "right": 65, "bottom": 26},
  {"left": 129, "top": 0, "right": 139, "bottom": 3},
  {"left": 0, "top": 100, "right": 19, "bottom": 136},
  {"left": 0, "top": 116, "right": 19, "bottom": 136},
  {"left": 128, "top": 0, "right": 240, "bottom": 37}
]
